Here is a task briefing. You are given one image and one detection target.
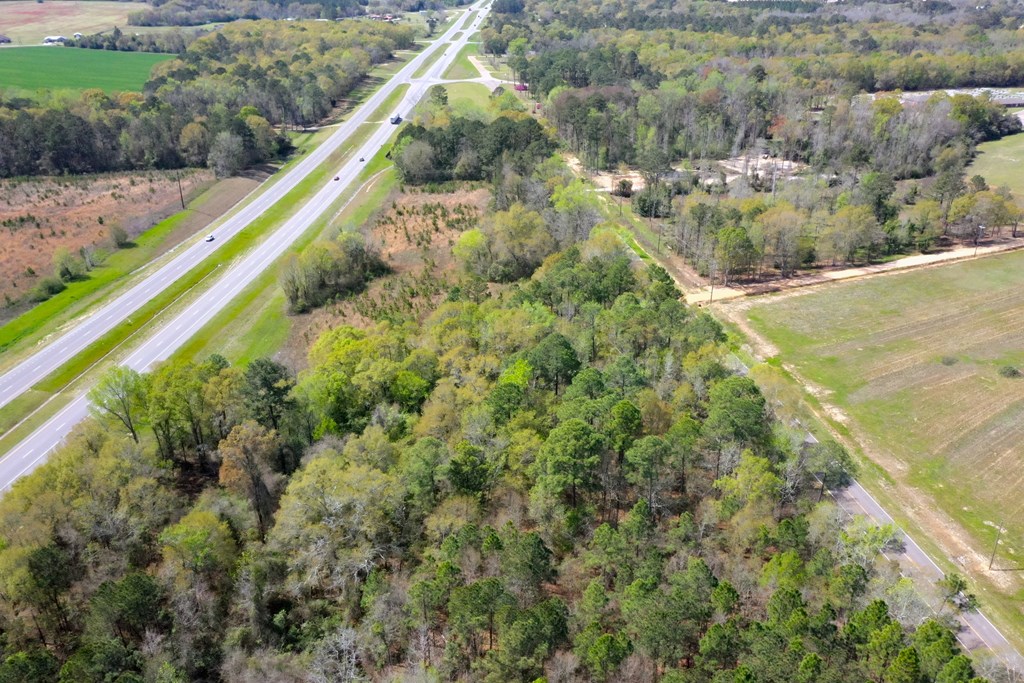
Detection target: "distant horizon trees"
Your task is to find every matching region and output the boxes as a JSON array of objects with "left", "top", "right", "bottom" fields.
[{"left": 0, "top": 19, "right": 414, "bottom": 179}]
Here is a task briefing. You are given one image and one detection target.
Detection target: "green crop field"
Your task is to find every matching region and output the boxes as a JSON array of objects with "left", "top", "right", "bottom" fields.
[
  {"left": 966, "top": 128, "right": 1024, "bottom": 204},
  {"left": 745, "top": 250, "right": 1024, "bottom": 569},
  {"left": 0, "top": 47, "right": 171, "bottom": 92}
]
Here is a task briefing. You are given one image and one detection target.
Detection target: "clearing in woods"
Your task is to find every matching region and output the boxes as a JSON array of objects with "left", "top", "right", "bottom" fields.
[
  {"left": 967, "top": 130, "right": 1024, "bottom": 204},
  {"left": 0, "top": 1, "right": 148, "bottom": 45},
  {"left": 0, "top": 47, "right": 172, "bottom": 92},
  {"left": 742, "top": 249, "right": 1024, "bottom": 600}
]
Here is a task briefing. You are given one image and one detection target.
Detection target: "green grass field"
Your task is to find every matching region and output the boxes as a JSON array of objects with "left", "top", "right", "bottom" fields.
[
  {"left": 444, "top": 81, "right": 492, "bottom": 118},
  {"left": 967, "top": 128, "right": 1024, "bottom": 204},
  {"left": 442, "top": 42, "right": 480, "bottom": 80},
  {"left": 0, "top": 47, "right": 172, "bottom": 92},
  {"left": 745, "top": 250, "right": 1024, "bottom": 584}
]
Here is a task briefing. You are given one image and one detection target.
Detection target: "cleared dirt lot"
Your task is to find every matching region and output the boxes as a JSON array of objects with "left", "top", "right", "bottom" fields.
[
  {"left": 737, "top": 250, "right": 1024, "bottom": 622},
  {"left": 0, "top": 1, "right": 147, "bottom": 45}
]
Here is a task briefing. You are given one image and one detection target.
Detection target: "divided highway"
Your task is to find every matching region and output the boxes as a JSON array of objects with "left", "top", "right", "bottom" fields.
[
  {"left": 0, "top": 2, "right": 486, "bottom": 412},
  {"left": 0, "top": 2, "right": 490, "bottom": 486}
]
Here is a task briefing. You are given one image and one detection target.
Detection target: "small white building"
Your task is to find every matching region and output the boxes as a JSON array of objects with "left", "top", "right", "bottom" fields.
[{"left": 42, "top": 35, "right": 68, "bottom": 44}]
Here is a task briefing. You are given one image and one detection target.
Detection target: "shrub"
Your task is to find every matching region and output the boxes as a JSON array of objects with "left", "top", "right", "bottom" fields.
[
  {"left": 998, "top": 365, "right": 1020, "bottom": 378},
  {"left": 32, "top": 277, "right": 66, "bottom": 301},
  {"left": 110, "top": 225, "right": 131, "bottom": 248}
]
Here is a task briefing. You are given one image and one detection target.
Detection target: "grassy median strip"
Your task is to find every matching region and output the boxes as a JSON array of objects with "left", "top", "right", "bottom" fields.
[
  {"left": 34, "top": 87, "right": 408, "bottom": 393},
  {"left": 442, "top": 42, "right": 480, "bottom": 80},
  {"left": 412, "top": 41, "right": 448, "bottom": 79}
]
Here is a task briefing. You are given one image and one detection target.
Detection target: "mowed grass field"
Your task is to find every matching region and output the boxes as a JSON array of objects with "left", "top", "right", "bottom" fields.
[
  {"left": 966, "top": 127, "right": 1024, "bottom": 204},
  {"left": 0, "top": 47, "right": 171, "bottom": 92},
  {"left": 746, "top": 250, "right": 1024, "bottom": 561},
  {"left": 442, "top": 42, "right": 480, "bottom": 80},
  {"left": 0, "top": 1, "right": 147, "bottom": 45}
]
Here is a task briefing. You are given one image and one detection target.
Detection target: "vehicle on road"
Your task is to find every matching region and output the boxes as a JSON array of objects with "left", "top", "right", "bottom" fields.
[
  {"left": 359, "top": 157, "right": 364, "bottom": 162},
  {"left": 390, "top": 114, "right": 403, "bottom": 124},
  {"left": 334, "top": 176, "right": 340, "bottom": 181},
  {"left": 205, "top": 235, "right": 215, "bottom": 242}
]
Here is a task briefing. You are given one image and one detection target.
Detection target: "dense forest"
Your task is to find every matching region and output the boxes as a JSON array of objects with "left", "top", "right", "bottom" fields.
[
  {"left": 0, "top": 20, "right": 414, "bottom": 178},
  {"left": 0, "top": 0, "right": 1020, "bottom": 679},
  {"left": 0, "top": 95, "right": 998, "bottom": 677},
  {"left": 0, "top": 235, "right": 994, "bottom": 682}
]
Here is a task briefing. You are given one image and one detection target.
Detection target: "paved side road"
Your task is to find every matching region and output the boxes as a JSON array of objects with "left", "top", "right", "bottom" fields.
[
  {"left": 0, "top": 4, "right": 491, "bottom": 486},
  {"left": 801, "top": 430, "right": 1024, "bottom": 673},
  {"left": 0, "top": 3, "right": 487, "bottom": 412}
]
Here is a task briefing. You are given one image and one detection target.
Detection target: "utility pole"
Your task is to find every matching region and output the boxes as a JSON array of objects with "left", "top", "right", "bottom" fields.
[
  {"left": 988, "top": 518, "right": 1004, "bottom": 570},
  {"left": 974, "top": 224, "right": 985, "bottom": 258},
  {"left": 708, "top": 259, "right": 717, "bottom": 305},
  {"left": 175, "top": 170, "right": 186, "bottom": 210}
]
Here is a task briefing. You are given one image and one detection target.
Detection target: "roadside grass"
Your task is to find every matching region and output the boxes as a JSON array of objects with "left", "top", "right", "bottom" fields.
[
  {"left": 967, "top": 130, "right": 1024, "bottom": 204},
  {"left": 442, "top": 42, "right": 480, "bottom": 80},
  {"left": 412, "top": 41, "right": 448, "bottom": 79},
  {"left": 0, "top": 392, "right": 75, "bottom": 461},
  {"left": 33, "top": 88, "right": 407, "bottom": 392},
  {"left": 0, "top": 47, "right": 171, "bottom": 92},
  {"left": 474, "top": 52, "right": 514, "bottom": 82},
  {"left": 445, "top": 81, "right": 492, "bottom": 117},
  {"left": 0, "top": 390, "right": 53, "bottom": 438},
  {"left": 742, "top": 249, "right": 1024, "bottom": 647}
]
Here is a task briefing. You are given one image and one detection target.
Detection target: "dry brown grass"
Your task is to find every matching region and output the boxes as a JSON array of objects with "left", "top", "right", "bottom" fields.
[
  {"left": 0, "top": 169, "right": 213, "bottom": 303},
  {"left": 282, "top": 188, "right": 489, "bottom": 368}
]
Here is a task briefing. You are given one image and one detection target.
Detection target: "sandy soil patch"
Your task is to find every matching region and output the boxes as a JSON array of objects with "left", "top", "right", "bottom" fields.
[{"left": 716, "top": 154, "right": 807, "bottom": 184}]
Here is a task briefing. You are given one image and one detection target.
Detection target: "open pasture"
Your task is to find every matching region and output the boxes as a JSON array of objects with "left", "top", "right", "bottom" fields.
[
  {"left": 967, "top": 130, "right": 1024, "bottom": 205},
  {"left": 0, "top": 46, "right": 171, "bottom": 92},
  {"left": 745, "top": 249, "right": 1024, "bottom": 561},
  {"left": 0, "top": 1, "right": 147, "bottom": 45}
]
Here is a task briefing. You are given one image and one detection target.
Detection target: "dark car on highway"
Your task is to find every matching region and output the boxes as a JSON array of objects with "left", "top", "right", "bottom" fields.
[{"left": 390, "top": 114, "right": 402, "bottom": 124}]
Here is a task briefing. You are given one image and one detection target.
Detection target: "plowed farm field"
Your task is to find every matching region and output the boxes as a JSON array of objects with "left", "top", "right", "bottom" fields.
[{"left": 745, "top": 250, "right": 1024, "bottom": 566}]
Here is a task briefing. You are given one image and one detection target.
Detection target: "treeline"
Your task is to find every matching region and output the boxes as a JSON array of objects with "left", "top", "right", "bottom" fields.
[
  {"left": 0, "top": 228, "right": 995, "bottom": 681},
  {"left": 128, "top": 0, "right": 365, "bottom": 26},
  {"left": 393, "top": 113, "right": 555, "bottom": 184},
  {"left": 0, "top": 20, "right": 414, "bottom": 178},
  {"left": 68, "top": 26, "right": 199, "bottom": 54},
  {"left": 280, "top": 232, "right": 388, "bottom": 313},
  {"left": 669, "top": 180, "right": 1020, "bottom": 281}
]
